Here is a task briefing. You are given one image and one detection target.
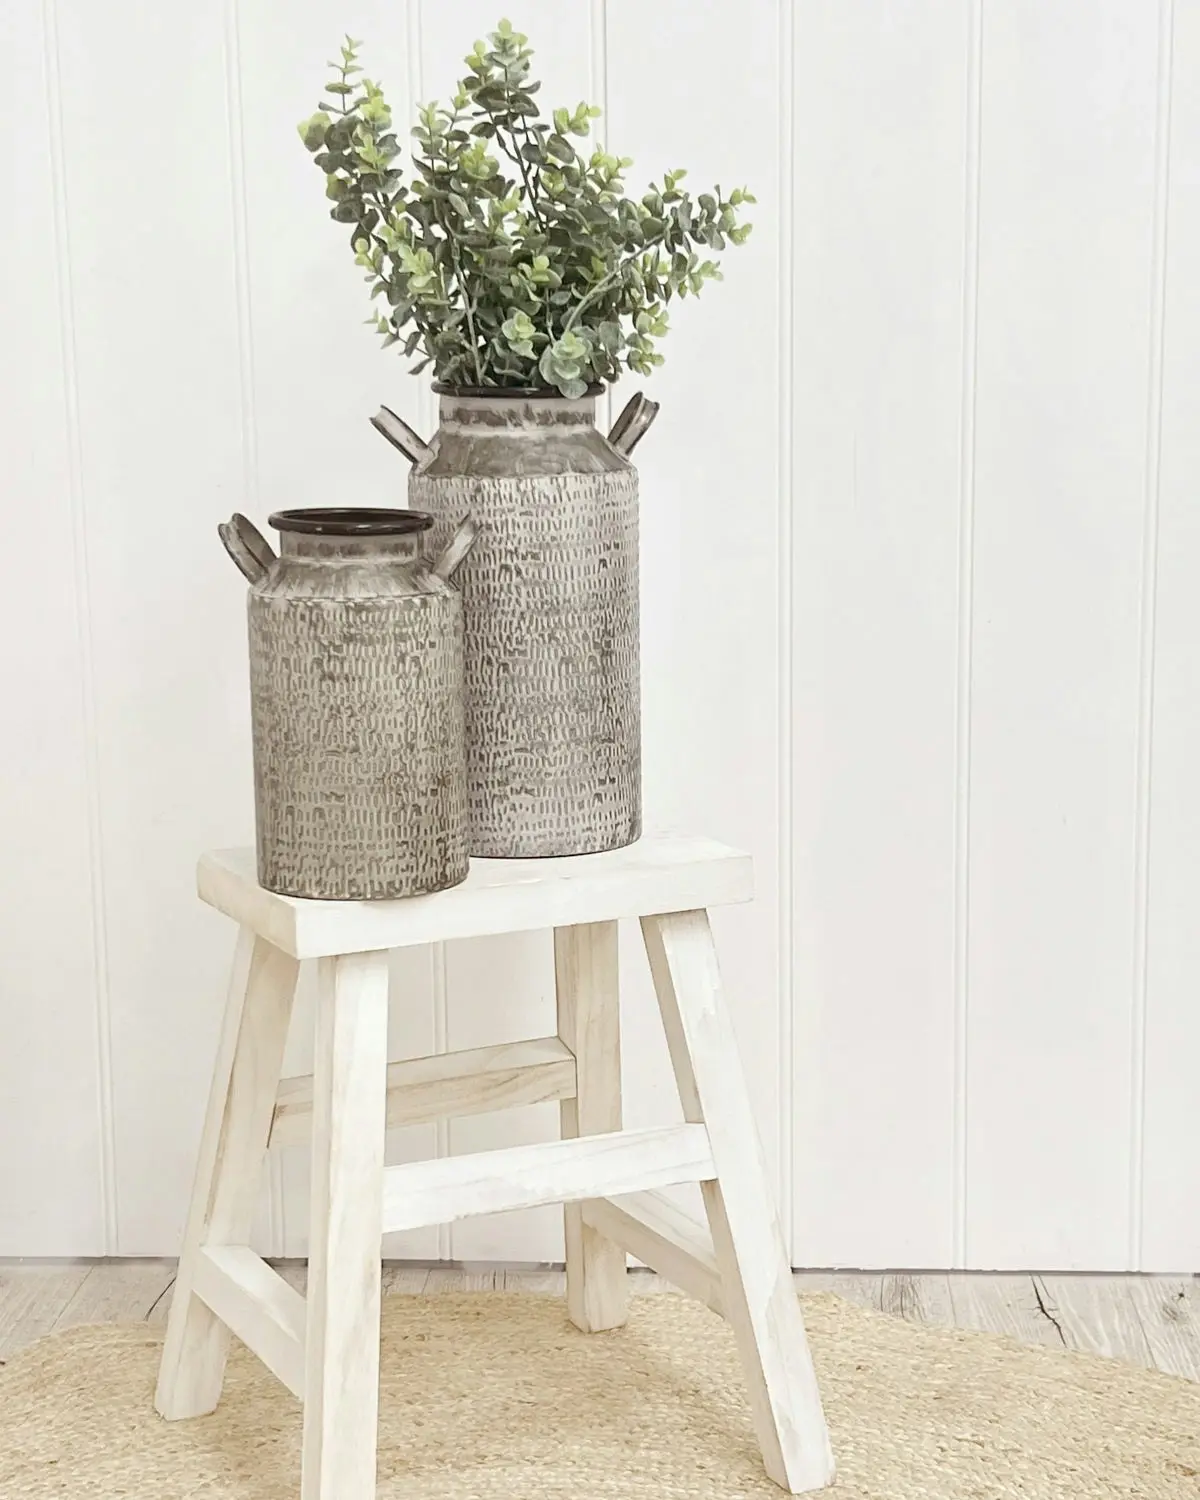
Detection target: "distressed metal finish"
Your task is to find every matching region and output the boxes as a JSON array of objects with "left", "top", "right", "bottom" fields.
[
  {"left": 221, "top": 512, "right": 473, "bottom": 900},
  {"left": 387, "top": 388, "right": 652, "bottom": 859}
]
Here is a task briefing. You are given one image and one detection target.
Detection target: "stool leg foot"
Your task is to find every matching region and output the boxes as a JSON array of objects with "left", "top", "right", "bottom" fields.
[
  {"left": 556, "top": 921, "right": 628, "bottom": 1332},
  {"left": 301, "top": 951, "right": 390, "bottom": 1500},
  {"left": 156, "top": 929, "right": 298, "bottom": 1420},
  {"left": 642, "top": 911, "right": 835, "bottom": 1495}
]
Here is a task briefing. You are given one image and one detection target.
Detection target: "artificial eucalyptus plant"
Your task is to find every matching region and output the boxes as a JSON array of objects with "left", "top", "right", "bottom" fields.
[{"left": 298, "top": 19, "right": 753, "bottom": 397}]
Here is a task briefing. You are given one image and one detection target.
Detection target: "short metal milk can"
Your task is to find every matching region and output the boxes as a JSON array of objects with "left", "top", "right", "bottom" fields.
[{"left": 219, "top": 507, "right": 478, "bottom": 900}]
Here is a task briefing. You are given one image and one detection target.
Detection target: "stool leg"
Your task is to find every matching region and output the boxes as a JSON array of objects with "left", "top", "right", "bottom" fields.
[
  {"left": 156, "top": 928, "right": 298, "bottom": 1419},
  {"left": 641, "top": 910, "right": 835, "bottom": 1495},
  {"left": 555, "top": 921, "right": 628, "bottom": 1332},
  {"left": 301, "top": 951, "right": 390, "bottom": 1500}
]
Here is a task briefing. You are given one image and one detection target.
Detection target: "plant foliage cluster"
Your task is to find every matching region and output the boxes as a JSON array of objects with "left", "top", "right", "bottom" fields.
[{"left": 299, "top": 20, "right": 753, "bottom": 396}]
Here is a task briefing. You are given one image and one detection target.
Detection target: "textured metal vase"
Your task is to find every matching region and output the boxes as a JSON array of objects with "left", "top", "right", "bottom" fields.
[
  {"left": 372, "top": 387, "right": 659, "bottom": 859},
  {"left": 219, "top": 507, "right": 477, "bottom": 900}
]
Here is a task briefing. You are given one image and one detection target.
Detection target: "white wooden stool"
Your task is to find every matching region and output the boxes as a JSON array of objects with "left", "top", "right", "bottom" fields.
[{"left": 155, "top": 835, "right": 834, "bottom": 1495}]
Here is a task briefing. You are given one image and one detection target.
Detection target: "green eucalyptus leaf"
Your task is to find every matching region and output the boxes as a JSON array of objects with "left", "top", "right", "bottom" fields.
[{"left": 298, "top": 111, "right": 332, "bottom": 151}]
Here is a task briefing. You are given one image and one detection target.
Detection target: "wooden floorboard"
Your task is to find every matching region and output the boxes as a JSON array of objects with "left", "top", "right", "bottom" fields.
[
  {"left": 0, "top": 1264, "right": 91, "bottom": 1360},
  {"left": 501, "top": 1266, "right": 564, "bottom": 1293},
  {"left": 1035, "top": 1274, "right": 1154, "bottom": 1367},
  {"left": 1122, "top": 1276, "right": 1200, "bottom": 1379},
  {"left": 53, "top": 1260, "right": 177, "bottom": 1335},
  {"left": 948, "top": 1273, "right": 1068, "bottom": 1348},
  {"left": 0, "top": 1261, "right": 1196, "bottom": 1383},
  {"left": 877, "top": 1272, "right": 955, "bottom": 1328}
]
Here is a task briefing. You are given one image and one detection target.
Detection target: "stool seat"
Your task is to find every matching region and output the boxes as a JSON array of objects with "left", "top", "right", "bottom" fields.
[
  {"left": 157, "top": 835, "right": 835, "bottom": 1496},
  {"left": 198, "top": 833, "right": 753, "bottom": 956}
]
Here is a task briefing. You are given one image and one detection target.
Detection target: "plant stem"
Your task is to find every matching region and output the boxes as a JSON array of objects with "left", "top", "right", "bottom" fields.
[
  {"left": 451, "top": 241, "right": 485, "bottom": 385},
  {"left": 497, "top": 60, "right": 546, "bottom": 233},
  {"left": 418, "top": 109, "right": 486, "bottom": 386},
  {"left": 562, "top": 249, "right": 646, "bottom": 333}
]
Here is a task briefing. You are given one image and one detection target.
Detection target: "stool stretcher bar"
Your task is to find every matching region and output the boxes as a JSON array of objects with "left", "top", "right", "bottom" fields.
[
  {"left": 269, "top": 1036, "right": 577, "bottom": 1147},
  {"left": 194, "top": 1246, "right": 306, "bottom": 1399},
  {"left": 582, "top": 1189, "right": 724, "bottom": 1316},
  {"left": 380, "top": 1123, "right": 716, "bottom": 1236}
]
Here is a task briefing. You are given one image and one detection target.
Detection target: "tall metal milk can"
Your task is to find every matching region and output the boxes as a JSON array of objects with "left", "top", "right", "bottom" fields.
[
  {"left": 218, "top": 507, "right": 477, "bottom": 899},
  {"left": 372, "top": 387, "right": 659, "bottom": 859}
]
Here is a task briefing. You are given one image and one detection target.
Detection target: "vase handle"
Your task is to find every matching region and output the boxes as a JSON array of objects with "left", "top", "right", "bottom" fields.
[
  {"left": 231, "top": 512, "right": 276, "bottom": 574},
  {"left": 608, "top": 391, "right": 660, "bottom": 457},
  {"left": 219, "top": 514, "right": 269, "bottom": 583},
  {"left": 371, "top": 405, "right": 432, "bottom": 466},
  {"left": 432, "top": 514, "right": 480, "bottom": 581}
]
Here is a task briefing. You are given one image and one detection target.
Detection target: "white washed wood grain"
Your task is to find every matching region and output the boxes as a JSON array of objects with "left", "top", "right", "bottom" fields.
[
  {"left": 193, "top": 1246, "right": 305, "bottom": 1398},
  {"left": 156, "top": 930, "right": 297, "bottom": 1420},
  {"left": 643, "top": 910, "right": 834, "bottom": 1493},
  {"left": 1125, "top": 1277, "right": 1200, "bottom": 1379},
  {"left": 271, "top": 1036, "right": 577, "bottom": 1146},
  {"left": 54, "top": 1261, "right": 176, "bottom": 1334},
  {"left": 556, "top": 923, "right": 628, "bottom": 1331},
  {"left": 947, "top": 1274, "right": 1068, "bottom": 1348},
  {"left": 1035, "top": 1275, "right": 1154, "bottom": 1366},
  {"left": 584, "top": 1192, "right": 724, "bottom": 1314},
  {"left": 302, "top": 951, "right": 390, "bottom": 1500},
  {"left": 380, "top": 1124, "right": 715, "bottom": 1236},
  {"left": 0, "top": 1265, "right": 92, "bottom": 1356}
]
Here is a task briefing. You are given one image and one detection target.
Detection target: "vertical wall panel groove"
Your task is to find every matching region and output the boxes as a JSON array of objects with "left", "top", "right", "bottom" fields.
[
  {"left": 952, "top": 0, "right": 983, "bottom": 1271},
  {"left": 1141, "top": 0, "right": 1200, "bottom": 1273},
  {"left": 776, "top": 0, "right": 797, "bottom": 1263},
  {"left": 221, "top": 0, "right": 281, "bottom": 1257},
  {"left": 222, "top": 0, "right": 260, "bottom": 516},
  {"left": 408, "top": 0, "right": 452, "bottom": 1265},
  {"left": 588, "top": 0, "right": 613, "bottom": 441},
  {"left": 40, "top": 0, "right": 119, "bottom": 1255},
  {"left": 431, "top": 944, "right": 451, "bottom": 1262},
  {"left": 966, "top": 0, "right": 1158, "bottom": 1269},
  {"left": 790, "top": 0, "right": 968, "bottom": 1270},
  {"left": 409, "top": 0, "right": 434, "bottom": 455},
  {"left": 1128, "top": 0, "right": 1174, "bottom": 1272}
]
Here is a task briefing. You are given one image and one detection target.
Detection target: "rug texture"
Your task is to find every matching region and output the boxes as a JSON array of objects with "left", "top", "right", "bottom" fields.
[{"left": 0, "top": 1291, "right": 1197, "bottom": 1497}]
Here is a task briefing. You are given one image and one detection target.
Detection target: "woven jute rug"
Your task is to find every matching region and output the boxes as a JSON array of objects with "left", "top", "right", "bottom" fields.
[{"left": 0, "top": 1291, "right": 1197, "bottom": 1497}]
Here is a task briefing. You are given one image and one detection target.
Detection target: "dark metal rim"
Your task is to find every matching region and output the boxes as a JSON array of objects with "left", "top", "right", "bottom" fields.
[
  {"left": 432, "top": 382, "right": 605, "bottom": 399},
  {"left": 268, "top": 507, "right": 434, "bottom": 537}
]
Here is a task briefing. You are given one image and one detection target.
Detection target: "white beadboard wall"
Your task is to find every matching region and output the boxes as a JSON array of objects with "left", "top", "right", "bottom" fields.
[{"left": 1, "top": 0, "right": 1197, "bottom": 1271}]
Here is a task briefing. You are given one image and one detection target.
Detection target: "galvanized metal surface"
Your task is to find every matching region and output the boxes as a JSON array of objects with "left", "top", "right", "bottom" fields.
[
  {"left": 220, "top": 512, "right": 473, "bottom": 900},
  {"left": 386, "top": 388, "right": 654, "bottom": 859}
]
